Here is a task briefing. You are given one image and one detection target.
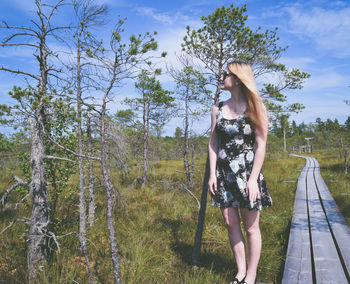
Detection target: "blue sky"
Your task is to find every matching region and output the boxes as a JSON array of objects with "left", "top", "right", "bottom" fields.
[{"left": 0, "top": 0, "right": 349, "bottom": 136}]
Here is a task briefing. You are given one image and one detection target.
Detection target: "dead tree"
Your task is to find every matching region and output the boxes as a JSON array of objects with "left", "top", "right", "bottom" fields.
[
  {"left": 190, "top": 133, "right": 197, "bottom": 185},
  {"left": 70, "top": 1, "right": 108, "bottom": 282},
  {"left": 125, "top": 70, "right": 174, "bottom": 187},
  {"left": 89, "top": 17, "right": 165, "bottom": 283},
  {"left": 99, "top": 76, "right": 122, "bottom": 284},
  {"left": 0, "top": 0, "right": 71, "bottom": 281},
  {"left": 87, "top": 110, "right": 96, "bottom": 226},
  {"left": 168, "top": 55, "right": 210, "bottom": 188}
]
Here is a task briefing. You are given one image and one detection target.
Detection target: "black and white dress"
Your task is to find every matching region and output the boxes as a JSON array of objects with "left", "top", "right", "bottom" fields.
[{"left": 211, "top": 101, "right": 273, "bottom": 211}]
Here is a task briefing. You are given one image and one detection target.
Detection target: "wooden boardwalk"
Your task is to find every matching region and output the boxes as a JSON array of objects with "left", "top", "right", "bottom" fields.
[{"left": 282, "top": 155, "right": 350, "bottom": 283}]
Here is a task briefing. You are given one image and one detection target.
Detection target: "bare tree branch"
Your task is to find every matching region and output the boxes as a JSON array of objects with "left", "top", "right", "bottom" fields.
[
  {"left": 181, "top": 182, "right": 200, "bottom": 209},
  {"left": 43, "top": 130, "right": 101, "bottom": 161},
  {"left": 0, "top": 22, "right": 37, "bottom": 33},
  {"left": 0, "top": 42, "right": 40, "bottom": 48},
  {"left": 1, "top": 176, "right": 29, "bottom": 206},
  {"left": 47, "top": 179, "right": 70, "bottom": 185},
  {"left": 15, "top": 194, "right": 30, "bottom": 209},
  {"left": 0, "top": 221, "right": 15, "bottom": 235},
  {"left": 0, "top": 67, "right": 40, "bottom": 81},
  {"left": 47, "top": 231, "right": 78, "bottom": 253},
  {"left": 43, "top": 0, "right": 65, "bottom": 32},
  {"left": 2, "top": 32, "right": 38, "bottom": 42},
  {"left": 44, "top": 155, "right": 75, "bottom": 163},
  {"left": 0, "top": 218, "right": 30, "bottom": 235},
  {"left": 47, "top": 26, "right": 72, "bottom": 33}
]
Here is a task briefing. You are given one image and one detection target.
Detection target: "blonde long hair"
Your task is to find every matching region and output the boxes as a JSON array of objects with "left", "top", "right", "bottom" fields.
[{"left": 227, "top": 61, "right": 265, "bottom": 131}]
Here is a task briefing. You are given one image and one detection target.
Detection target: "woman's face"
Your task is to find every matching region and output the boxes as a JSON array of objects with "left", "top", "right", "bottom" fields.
[{"left": 220, "top": 69, "right": 239, "bottom": 90}]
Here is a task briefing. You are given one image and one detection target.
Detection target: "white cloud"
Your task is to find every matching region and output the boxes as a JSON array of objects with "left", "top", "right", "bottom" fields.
[
  {"left": 0, "top": 46, "right": 34, "bottom": 60},
  {"left": 134, "top": 7, "right": 175, "bottom": 25},
  {"left": 130, "top": 4, "right": 204, "bottom": 84},
  {"left": 303, "top": 72, "right": 349, "bottom": 90},
  {"left": 133, "top": 5, "right": 202, "bottom": 28},
  {"left": 285, "top": 5, "right": 350, "bottom": 57},
  {"left": 94, "top": 0, "right": 121, "bottom": 5},
  {"left": 279, "top": 56, "right": 315, "bottom": 70},
  {"left": 157, "top": 28, "right": 187, "bottom": 67}
]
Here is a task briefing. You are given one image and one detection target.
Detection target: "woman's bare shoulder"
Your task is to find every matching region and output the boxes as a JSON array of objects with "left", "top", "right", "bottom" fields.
[{"left": 211, "top": 101, "right": 220, "bottom": 113}]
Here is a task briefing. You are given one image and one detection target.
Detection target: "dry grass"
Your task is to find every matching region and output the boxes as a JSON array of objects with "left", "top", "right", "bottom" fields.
[{"left": 0, "top": 153, "right": 306, "bottom": 283}]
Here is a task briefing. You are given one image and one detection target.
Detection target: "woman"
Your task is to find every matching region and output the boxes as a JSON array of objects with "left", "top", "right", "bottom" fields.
[{"left": 208, "top": 61, "right": 272, "bottom": 284}]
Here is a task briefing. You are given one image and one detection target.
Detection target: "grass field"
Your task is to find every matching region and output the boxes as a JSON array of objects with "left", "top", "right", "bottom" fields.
[{"left": 2, "top": 150, "right": 348, "bottom": 283}]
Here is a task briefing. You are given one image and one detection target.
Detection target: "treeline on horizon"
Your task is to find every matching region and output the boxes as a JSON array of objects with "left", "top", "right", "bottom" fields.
[
  {"left": 1, "top": 115, "right": 349, "bottom": 166},
  {"left": 270, "top": 116, "right": 350, "bottom": 151}
]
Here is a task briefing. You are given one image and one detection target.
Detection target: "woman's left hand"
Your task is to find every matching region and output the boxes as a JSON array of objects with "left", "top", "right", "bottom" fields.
[{"left": 247, "top": 179, "right": 261, "bottom": 203}]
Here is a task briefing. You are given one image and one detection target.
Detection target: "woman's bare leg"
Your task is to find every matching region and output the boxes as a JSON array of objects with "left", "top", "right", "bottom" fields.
[
  {"left": 221, "top": 207, "right": 246, "bottom": 281},
  {"left": 240, "top": 208, "right": 261, "bottom": 284}
]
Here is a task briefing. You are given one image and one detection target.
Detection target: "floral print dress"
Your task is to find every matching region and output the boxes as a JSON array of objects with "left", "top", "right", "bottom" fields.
[{"left": 211, "top": 102, "right": 272, "bottom": 211}]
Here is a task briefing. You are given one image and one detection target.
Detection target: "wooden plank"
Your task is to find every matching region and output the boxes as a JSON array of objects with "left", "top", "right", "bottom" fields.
[
  {"left": 313, "top": 159, "right": 350, "bottom": 278},
  {"left": 284, "top": 155, "right": 350, "bottom": 283},
  {"left": 307, "top": 158, "right": 347, "bottom": 283},
  {"left": 282, "top": 158, "right": 312, "bottom": 284}
]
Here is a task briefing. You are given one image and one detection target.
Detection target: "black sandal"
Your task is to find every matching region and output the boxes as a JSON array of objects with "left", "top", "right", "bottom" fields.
[
  {"left": 240, "top": 279, "right": 256, "bottom": 284},
  {"left": 229, "top": 278, "right": 240, "bottom": 284}
]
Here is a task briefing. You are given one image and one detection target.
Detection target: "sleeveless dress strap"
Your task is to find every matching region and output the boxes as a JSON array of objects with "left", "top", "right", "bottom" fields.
[
  {"left": 216, "top": 101, "right": 224, "bottom": 120},
  {"left": 216, "top": 102, "right": 224, "bottom": 121}
]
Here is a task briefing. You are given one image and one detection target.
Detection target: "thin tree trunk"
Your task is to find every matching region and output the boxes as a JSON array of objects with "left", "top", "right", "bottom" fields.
[
  {"left": 142, "top": 99, "right": 149, "bottom": 187},
  {"left": 100, "top": 108, "right": 122, "bottom": 284},
  {"left": 345, "top": 150, "right": 348, "bottom": 174},
  {"left": 87, "top": 111, "right": 96, "bottom": 227},
  {"left": 28, "top": 4, "right": 51, "bottom": 278},
  {"left": 28, "top": 113, "right": 50, "bottom": 283},
  {"left": 76, "top": 31, "right": 94, "bottom": 283},
  {"left": 283, "top": 127, "right": 286, "bottom": 152},
  {"left": 93, "top": 31, "right": 123, "bottom": 281},
  {"left": 190, "top": 134, "right": 196, "bottom": 187},
  {"left": 152, "top": 150, "right": 155, "bottom": 180},
  {"left": 136, "top": 150, "right": 141, "bottom": 177},
  {"left": 192, "top": 155, "right": 210, "bottom": 266},
  {"left": 184, "top": 92, "right": 192, "bottom": 187},
  {"left": 192, "top": 82, "right": 221, "bottom": 266}
]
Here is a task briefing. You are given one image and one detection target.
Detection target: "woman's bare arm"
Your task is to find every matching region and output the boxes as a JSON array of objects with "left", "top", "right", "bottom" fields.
[
  {"left": 247, "top": 103, "right": 268, "bottom": 201},
  {"left": 208, "top": 104, "right": 219, "bottom": 194}
]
